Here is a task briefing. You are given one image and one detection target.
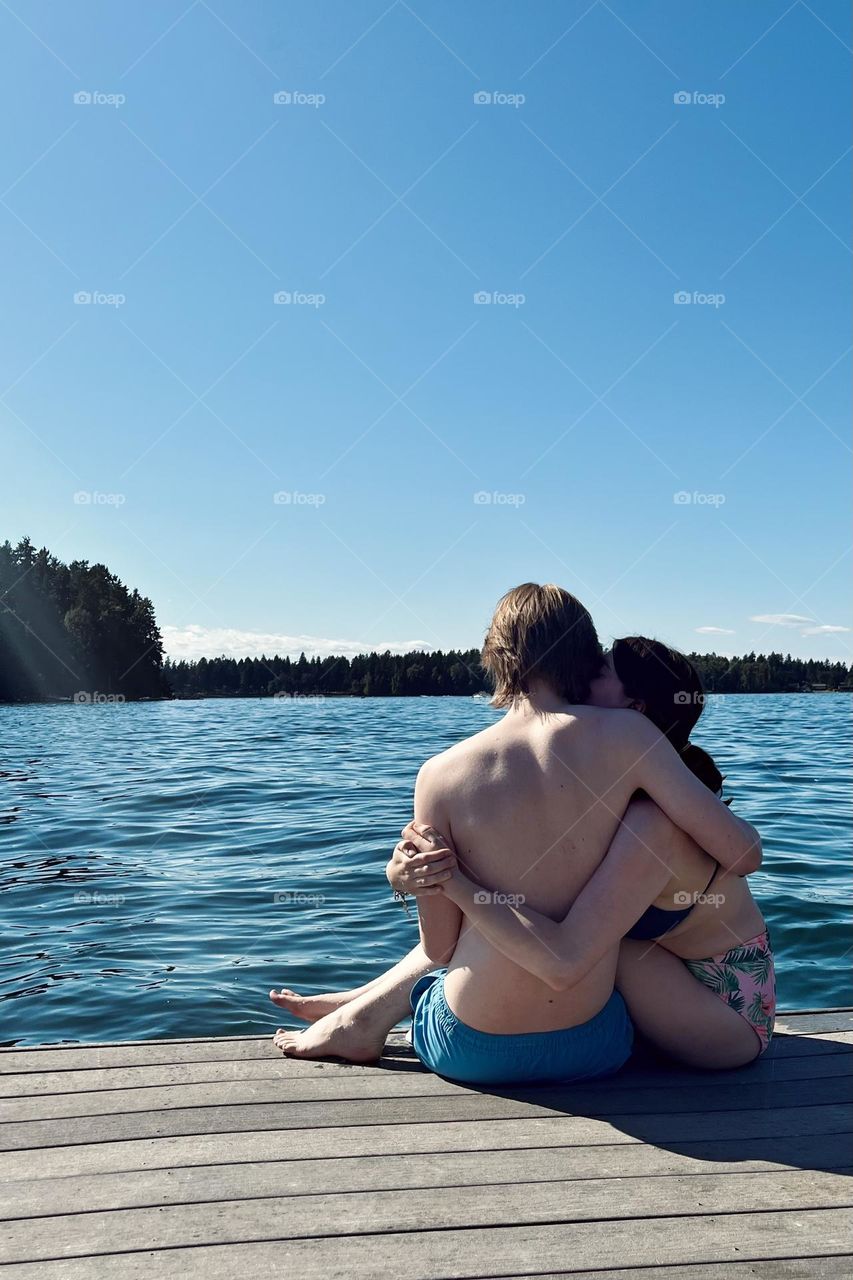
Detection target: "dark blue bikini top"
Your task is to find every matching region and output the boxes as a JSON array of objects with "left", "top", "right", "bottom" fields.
[{"left": 625, "top": 863, "right": 720, "bottom": 940}]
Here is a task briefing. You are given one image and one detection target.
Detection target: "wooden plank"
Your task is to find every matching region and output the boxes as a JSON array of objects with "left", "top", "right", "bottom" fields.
[
  {"left": 494, "top": 1265, "right": 853, "bottom": 1279},
  {"left": 5, "top": 1065, "right": 851, "bottom": 1125},
  {"left": 2, "top": 1132, "right": 851, "bottom": 1221},
  {"left": 1, "top": 1011, "right": 848, "bottom": 1073},
  {"left": 0, "top": 1036, "right": 415, "bottom": 1075},
  {"left": 3, "top": 1074, "right": 850, "bottom": 1150},
  {"left": 775, "top": 1012, "right": 853, "bottom": 1034},
  {"left": 1, "top": 1102, "right": 847, "bottom": 1182},
  {"left": 0, "top": 1057, "right": 420, "bottom": 1097},
  {"left": 0, "top": 1072, "right": 491, "bottom": 1122},
  {"left": 1, "top": 1208, "right": 851, "bottom": 1278},
  {"left": 0, "top": 1029, "right": 845, "bottom": 1080},
  {"left": 1, "top": 1038, "right": 849, "bottom": 1099},
  {"left": 2, "top": 1169, "right": 851, "bottom": 1264}
]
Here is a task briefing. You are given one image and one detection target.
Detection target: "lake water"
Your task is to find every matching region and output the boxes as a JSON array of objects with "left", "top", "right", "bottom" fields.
[{"left": 1, "top": 694, "right": 850, "bottom": 1047}]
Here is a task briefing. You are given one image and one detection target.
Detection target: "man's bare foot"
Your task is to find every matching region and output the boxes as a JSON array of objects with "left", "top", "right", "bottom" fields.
[
  {"left": 268, "top": 988, "right": 359, "bottom": 1022},
  {"left": 272, "top": 1007, "right": 387, "bottom": 1063}
]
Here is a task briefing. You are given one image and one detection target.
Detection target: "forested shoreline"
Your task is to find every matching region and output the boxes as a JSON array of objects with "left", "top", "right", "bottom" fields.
[
  {"left": 2, "top": 538, "right": 850, "bottom": 702},
  {"left": 0, "top": 538, "right": 165, "bottom": 703},
  {"left": 164, "top": 650, "right": 852, "bottom": 698}
]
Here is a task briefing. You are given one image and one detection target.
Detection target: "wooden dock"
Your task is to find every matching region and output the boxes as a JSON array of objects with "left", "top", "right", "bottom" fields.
[{"left": 1, "top": 1009, "right": 851, "bottom": 1278}]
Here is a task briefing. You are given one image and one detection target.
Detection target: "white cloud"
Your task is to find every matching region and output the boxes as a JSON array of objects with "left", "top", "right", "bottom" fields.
[
  {"left": 749, "top": 614, "right": 849, "bottom": 639},
  {"left": 161, "top": 624, "right": 433, "bottom": 661},
  {"left": 750, "top": 613, "right": 814, "bottom": 627},
  {"left": 695, "top": 626, "right": 736, "bottom": 635}
]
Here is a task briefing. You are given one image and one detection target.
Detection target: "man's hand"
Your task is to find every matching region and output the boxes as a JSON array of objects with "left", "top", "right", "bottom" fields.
[{"left": 386, "top": 820, "right": 458, "bottom": 897}]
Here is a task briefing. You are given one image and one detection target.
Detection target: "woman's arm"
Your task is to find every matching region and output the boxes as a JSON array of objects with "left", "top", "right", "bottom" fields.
[
  {"left": 395, "top": 801, "right": 675, "bottom": 991},
  {"left": 406, "top": 758, "right": 463, "bottom": 965},
  {"left": 621, "top": 713, "right": 762, "bottom": 873}
]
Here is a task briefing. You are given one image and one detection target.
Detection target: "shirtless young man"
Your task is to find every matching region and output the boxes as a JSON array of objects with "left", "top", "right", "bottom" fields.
[{"left": 273, "top": 584, "right": 761, "bottom": 1086}]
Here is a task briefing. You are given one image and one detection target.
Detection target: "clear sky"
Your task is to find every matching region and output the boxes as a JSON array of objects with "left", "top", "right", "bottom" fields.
[{"left": 3, "top": 1, "right": 850, "bottom": 662}]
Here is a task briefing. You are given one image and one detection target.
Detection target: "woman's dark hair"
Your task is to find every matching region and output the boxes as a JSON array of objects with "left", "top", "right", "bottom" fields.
[
  {"left": 678, "top": 742, "right": 724, "bottom": 795},
  {"left": 612, "top": 636, "right": 723, "bottom": 794}
]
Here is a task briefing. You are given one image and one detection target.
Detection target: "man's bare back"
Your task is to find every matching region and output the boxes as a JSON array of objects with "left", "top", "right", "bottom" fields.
[{"left": 416, "top": 696, "right": 652, "bottom": 1034}]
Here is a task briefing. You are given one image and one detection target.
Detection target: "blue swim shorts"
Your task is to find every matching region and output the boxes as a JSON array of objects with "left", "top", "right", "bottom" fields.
[{"left": 410, "top": 970, "right": 633, "bottom": 1086}]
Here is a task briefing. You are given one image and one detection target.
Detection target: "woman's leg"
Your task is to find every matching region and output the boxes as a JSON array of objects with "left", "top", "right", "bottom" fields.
[
  {"left": 270, "top": 943, "right": 432, "bottom": 1022},
  {"left": 272, "top": 944, "right": 436, "bottom": 1062},
  {"left": 616, "top": 938, "right": 762, "bottom": 1069}
]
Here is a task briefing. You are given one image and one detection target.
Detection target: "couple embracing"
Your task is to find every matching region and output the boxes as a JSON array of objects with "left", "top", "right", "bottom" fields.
[{"left": 272, "top": 583, "right": 775, "bottom": 1085}]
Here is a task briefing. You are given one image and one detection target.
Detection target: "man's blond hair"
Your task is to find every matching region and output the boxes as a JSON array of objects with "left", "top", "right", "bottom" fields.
[{"left": 481, "top": 583, "right": 602, "bottom": 708}]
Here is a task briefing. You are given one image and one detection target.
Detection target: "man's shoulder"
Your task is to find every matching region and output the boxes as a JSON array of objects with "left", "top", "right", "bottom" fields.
[
  {"left": 417, "top": 723, "right": 496, "bottom": 787},
  {"left": 419, "top": 727, "right": 482, "bottom": 770},
  {"left": 546, "top": 704, "right": 641, "bottom": 733},
  {"left": 596, "top": 707, "right": 663, "bottom": 748},
  {"left": 414, "top": 743, "right": 469, "bottom": 822},
  {"left": 568, "top": 705, "right": 660, "bottom": 747}
]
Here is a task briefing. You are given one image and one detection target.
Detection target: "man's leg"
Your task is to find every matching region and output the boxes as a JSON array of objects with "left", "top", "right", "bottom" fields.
[
  {"left": 272, "top": 944, "right": 436, "bottom": 1062},
  {"left": 270, "top": 943, "right": 432, "bottom": 1022}
]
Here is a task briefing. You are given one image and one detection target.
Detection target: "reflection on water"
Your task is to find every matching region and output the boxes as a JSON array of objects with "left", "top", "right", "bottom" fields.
[{"left": 1, "top": 694, "right": 850, "bottom": 1046}]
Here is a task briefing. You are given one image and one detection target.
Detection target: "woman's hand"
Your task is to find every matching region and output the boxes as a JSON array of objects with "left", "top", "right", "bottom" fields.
[{"left": 386, "top": 820, "right": 458, "bottom": 897}]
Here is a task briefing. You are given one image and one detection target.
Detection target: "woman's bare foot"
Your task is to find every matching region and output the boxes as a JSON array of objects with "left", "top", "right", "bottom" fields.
[
  {"left": 268, "top": 988, "right": 359, "bottom": 1022},
  {"left": 272, "top": 1006, "right": 388, "bottom": 1063}
]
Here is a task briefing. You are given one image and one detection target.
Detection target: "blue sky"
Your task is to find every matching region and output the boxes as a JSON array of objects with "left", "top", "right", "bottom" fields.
[{"left": 3, "top": 1, "right": 850, "bottom": 662}]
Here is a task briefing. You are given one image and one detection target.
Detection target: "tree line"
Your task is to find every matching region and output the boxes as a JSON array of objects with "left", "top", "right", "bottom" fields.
[
  {"left": 164, "top": 649, "right": 486, "bottom": 698},
  {"left": 690, "top": 651, "right": 851, "bottom": 694},
  {"left": 1, "top": 537, "right": 849, "bottom": 702},
  {"left": 164, "top": 648, "right": 852, "bottom": 699},
  {"left": 0, "top": 538, "right": 165, "bottom": 702}
]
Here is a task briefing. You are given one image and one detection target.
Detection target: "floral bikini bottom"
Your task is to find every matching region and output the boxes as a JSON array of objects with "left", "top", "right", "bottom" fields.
[{"left": 684, "top": 929, "right": 776, "bottom": 1054}]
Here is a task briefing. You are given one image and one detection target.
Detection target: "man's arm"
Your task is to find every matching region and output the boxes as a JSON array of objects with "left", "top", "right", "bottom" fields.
[
  {"left": 621, "top": 712, "right": 762, "bottom": 873},
  {"left": 411, "top": 757, "right": 463, "bottom": 964}
]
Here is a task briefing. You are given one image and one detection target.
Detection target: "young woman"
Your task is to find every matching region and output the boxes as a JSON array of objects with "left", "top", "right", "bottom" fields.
[{"left": 272, "top": 628, "right": 774, "bottom": 1074}]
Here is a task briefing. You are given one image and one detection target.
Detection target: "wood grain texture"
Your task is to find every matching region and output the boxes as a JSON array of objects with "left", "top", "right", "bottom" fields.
[{"left": 1, "top": 1010, "right": 851, "bottom": 1277}]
